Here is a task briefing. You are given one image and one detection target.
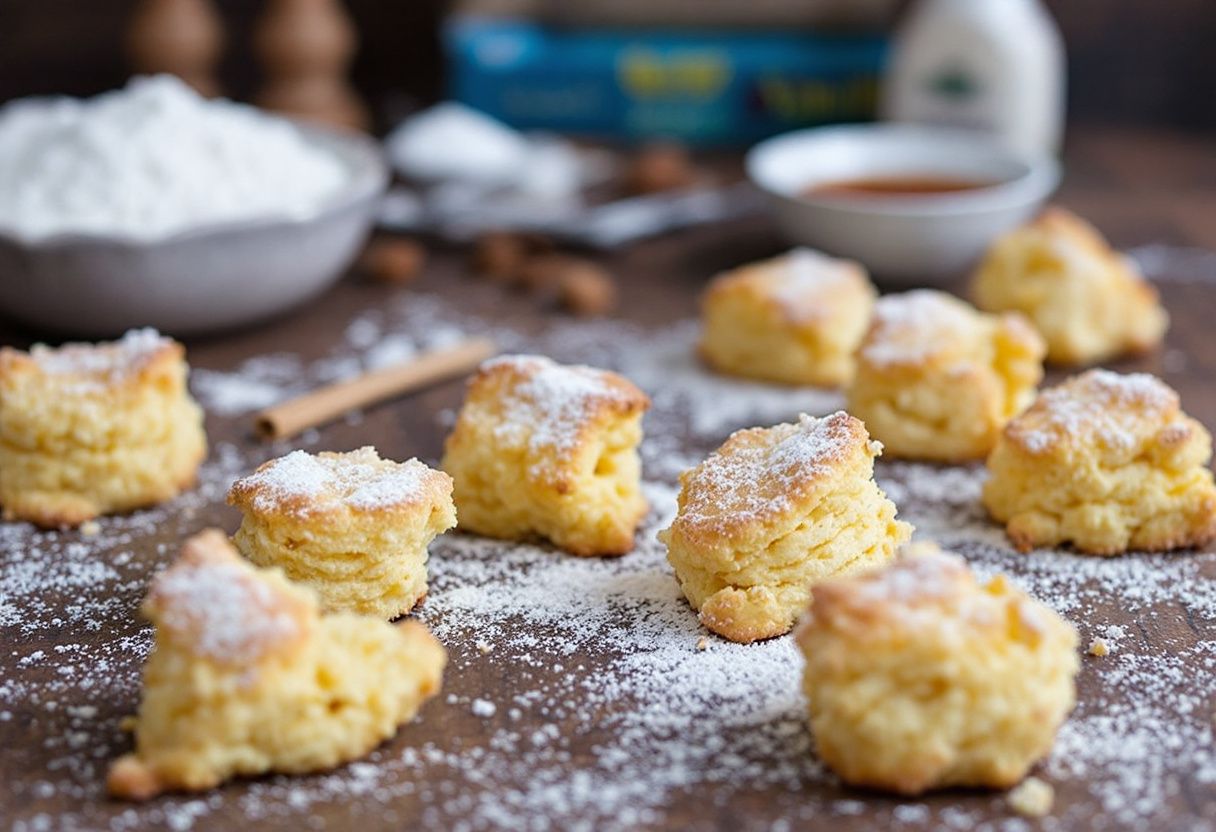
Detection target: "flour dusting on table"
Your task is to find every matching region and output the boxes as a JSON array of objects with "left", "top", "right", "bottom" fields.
[{"left": 4, "top": 286, "right": 1216, "bottom": 831}]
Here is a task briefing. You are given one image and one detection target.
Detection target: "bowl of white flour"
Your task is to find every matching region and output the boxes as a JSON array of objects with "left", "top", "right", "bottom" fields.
[{"left": 0, "top": 76, "right": 387, "bottom": 336}]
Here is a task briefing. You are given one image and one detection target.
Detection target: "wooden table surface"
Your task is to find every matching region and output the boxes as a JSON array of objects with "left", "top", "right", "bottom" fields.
[{"left": 3, "top": 127, "right": 1216, "bottom": 832}]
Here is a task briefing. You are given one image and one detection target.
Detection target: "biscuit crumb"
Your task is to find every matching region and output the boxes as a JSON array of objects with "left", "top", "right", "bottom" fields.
[
  {"left": 79, "top": 520, "right": 101, "bottom": 537},
  {"left": 361, "top": 238, "right": 427, "bottom": 285},
  {"left": 1007, "top": 776, "right": 1054, "bottom": 818},
  {"left": 1088, "top": 637, "right": 1110, "bottom": 657},
  {"left": 476, "top": 640, "right": 494, "bottom": 655},
  {"left": 695, "top": 637, "right": 709, "bottom": 651}
]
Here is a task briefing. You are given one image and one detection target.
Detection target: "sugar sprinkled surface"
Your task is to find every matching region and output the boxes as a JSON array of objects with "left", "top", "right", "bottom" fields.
[
  {"left": 149, "top": 549, "right": 303, "bottom": 664},
  {"left": 4, "top": 280, "right": 1216, "bottom": 830},
  {"left": 861, "top": 290, "right": 975, "bottom": 368},
  {"left": 765, "top": 248, "right": 857, "bottom": 322},
  {"left": 1009, "top": 369, "right": 1178, "bottom": 454},
  {"left": 21, "top": 328, "right": 170, "bottom": 390},
  {"left": 232, "top": 447, "right": 440, "bottom": 515}
]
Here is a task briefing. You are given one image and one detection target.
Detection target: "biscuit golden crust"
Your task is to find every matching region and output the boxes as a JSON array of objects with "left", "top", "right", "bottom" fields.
[
  {"left": 983, "top": 370, "right": 1216, "bottom": 555},
  {"left": 107, "top": 530, "right": 446, "bottom": 800},
  {"left": 846, "top": 290, "right": 1046, "bottom": 462},
  {"left": 659, "top": 411, "right": 912, "bottom": 643},
  {"left": 228, "top": 447, "right": 456, "bottom": 619},
  {"left": 699, "top": 248, "right": 876, "bottom": 386},
  {"left": 972, "top": 207, "right": 1168, "bottom": 366},
  {"left": 0, "top": 329, "right": 207, "bottom": 527},
  {"left": 441, "top": 355, "right": 650, "bottom": 556},
  {"left": 796, "top": 543, "right": 1079, "bottom": 795}
]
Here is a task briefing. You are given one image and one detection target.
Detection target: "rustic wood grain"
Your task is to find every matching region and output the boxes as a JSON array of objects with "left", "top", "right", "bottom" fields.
[{"left": 1, "top": 128, "right": 1215, "bottom": 830}]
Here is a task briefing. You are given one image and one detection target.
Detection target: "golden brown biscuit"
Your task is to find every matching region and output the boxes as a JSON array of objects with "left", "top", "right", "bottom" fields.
[
  {"left": 0, "top": 328, "right": 206, "bottom": 527},
  {"left": 983, "top": 370, "right": 1216, "bottom": 555},
  {"left": 107, "top": 530, "right": 446, "bottom": 800},
  {"left": 699, "top": 248, "right": 877, "bottom": 387},
  {"left": 658, "top": 411, "right": 911, "bottom": 643},
  {"left": 228, "top": 447, "right": 456, "bottom": 619},
  {"left": 972, "top": 207, "right": 1168, "bottom": 365},
  {"left": 441, "top": 354, "right": 650, "bottom": 556},
  {"left": 846, "top": 290, "right": 1045, "bottom": 462},
  {"left": 796, "top": 541, "right": 1078, "bottom": 795}
]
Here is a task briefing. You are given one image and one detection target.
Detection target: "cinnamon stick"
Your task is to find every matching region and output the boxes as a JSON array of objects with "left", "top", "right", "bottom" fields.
[{"left": 255, "top": 337, "right": 496, "bottom": 440}]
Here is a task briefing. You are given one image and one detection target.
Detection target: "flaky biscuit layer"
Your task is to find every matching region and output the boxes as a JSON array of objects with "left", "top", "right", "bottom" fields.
[
  {"left": 796, "top": 543, "right": 1079, "bottom": 795},
  {"left": 972, "top": 207, "right": 1168, "bottom": 366},
  {"left": 847, "top": 290, "right": 1045, "bottom": 462},
  {"left": 442, "top": 355, "right": 650, "bottom": 556},
  {"left": 699, "top": 248, "right": 876, "bottom": 386},
  {"left": 228, "top": 448, "right": 456, "bottom": 619},
  {"left": 660, "top": 411, "right": 912, "bottom": 642},
  {"left": 983, "top": 370, "right": 1216, "bottom": 555},
  {"left": 0, "top": 329, "right": 206, "bottom": 527},
  {"left": 107, "top": 530, "right": 446, "bottom": 800}
]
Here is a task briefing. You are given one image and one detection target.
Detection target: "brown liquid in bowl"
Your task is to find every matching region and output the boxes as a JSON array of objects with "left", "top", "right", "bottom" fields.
[{"left": 805, "top": 176, "right": 999, "bottom": 198}]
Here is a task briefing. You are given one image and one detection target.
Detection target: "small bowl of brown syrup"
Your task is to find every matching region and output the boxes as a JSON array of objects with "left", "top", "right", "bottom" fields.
[{"left": 746, "top": 124, "right": 1059, "bottom": 282}]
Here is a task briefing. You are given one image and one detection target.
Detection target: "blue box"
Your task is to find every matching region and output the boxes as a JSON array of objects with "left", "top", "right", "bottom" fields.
[{"left": 446, "top": 16, "right": 888, "bottom": 147}]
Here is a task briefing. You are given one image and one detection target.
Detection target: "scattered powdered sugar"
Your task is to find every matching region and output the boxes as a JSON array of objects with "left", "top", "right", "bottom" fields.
[
  {"left": 149, "top": 548, "right": 303, "bottom": 664},
  {"left": 24, "top": 328, "right": 169, "bottom": 389},
  {"left": 861, "top": 289, "right": 974, "bottom": 368},
  {"left": 479, "top": 355, "right": 642, "bottom": 471},
  {"left": 765, "top": 247, "right": 857, "bottom": 322},
  {"left": 1011, "top": 370, "right": 1177, "bottom": 454},
  {"left": 668, "top": 412, "right": 860, "bottom": 533},
  {"left": 232, "top": 447, "right": 439, "bottom": 515},
  {"left": 5, "top": 277, "right": 1216, "bottom": 830}
]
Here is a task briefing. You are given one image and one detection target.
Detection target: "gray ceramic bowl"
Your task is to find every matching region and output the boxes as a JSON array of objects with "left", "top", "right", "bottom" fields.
[{"left": 0, "top": 122, "right": 388, "bottom": 337}]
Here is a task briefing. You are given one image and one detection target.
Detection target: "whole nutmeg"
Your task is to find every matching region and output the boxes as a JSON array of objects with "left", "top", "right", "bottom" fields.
[
  {"left": 557, "top": 262, "right": 618, "bottom": 317},
  {"left": 625, "top": 141, "right": 696, "bottom": 195},
  {"left": 516, "top": 253, "right": 575, "bottom": 294},
  {"left": 473, "top": 231, "right": 553, "bottom": 283},
  {"left": 361, "top": 238, "right": 427, "bottom": 285}
]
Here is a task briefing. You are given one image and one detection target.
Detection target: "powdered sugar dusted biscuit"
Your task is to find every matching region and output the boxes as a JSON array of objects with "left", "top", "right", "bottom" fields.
[
  {"left": 700, "top": 248, "right": 876, "bottom": 386},
  {"left": 0, "top": 329, "right": 206, "bottom": 527},
  {"left": 659, "top": 411, "right": 911, "bottom": 643},
  {"left": 796, "top": 542, "right": 1078, "bottom": 795},
  {"left": 441, "top": 354, "right": 650, "bottom": 556},
  {"left": 107, "top": 530, "right": 446, "bottom": 800},
  {"left": 983, "top": 370, "right": 1216, "bottom": 555},
  {"left": 973, "top": 207, "right": 1168, "bottom": 366},
  {"left": 228, "top": 447, "right": 456, "bottom": 619},
  {"left": 847, "top": 290, "right": 1045, "bottom": 462}
]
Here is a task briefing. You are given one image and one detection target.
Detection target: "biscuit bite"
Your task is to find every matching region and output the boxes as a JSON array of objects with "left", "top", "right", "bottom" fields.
[
  {"left": 699, "top": 248, "right": 876, "bottom": 386},
  {"left": 0, "top": 328, "right": 206, "bottom": 528},
  {"left": 659, "top": 411, "right": 911, "bottom": 643},
  {"left": 107, "top": 530, "right": 446, "bottom": 800},
  {"left": 983, "top": 370, "right": 1216, "bottom": 555},
  {"left": 228, "top": 447, "right": 456, "bottom": 619},
  {"left": 847, "top": 290, "right": 1045, "bottom": 462},
  {"left": 796, "top": 542, "right": 1078, "bottom": 796},
  {"left": 441, "top": 355, "right": 650, "bottom": 556},
  {"left": 972, "top": 207, "right": 1168, "bottom": 366}
]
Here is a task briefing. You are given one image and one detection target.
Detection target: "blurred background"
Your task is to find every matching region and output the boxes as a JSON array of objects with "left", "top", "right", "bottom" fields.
[{"left": 1, "top": 0, "right": 1213, "bottom": 136}]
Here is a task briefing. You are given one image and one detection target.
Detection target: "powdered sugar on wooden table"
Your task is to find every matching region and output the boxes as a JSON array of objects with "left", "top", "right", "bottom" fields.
[{"left": 4, "top": 280, "right": 1216, "bottom": 831}]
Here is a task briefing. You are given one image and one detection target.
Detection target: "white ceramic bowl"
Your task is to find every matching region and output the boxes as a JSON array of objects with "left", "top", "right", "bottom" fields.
[
  {"left": 745, "top": 124, "right": 1060, "bottom": 282},
  {"left": 0, "top": 122, "right": 388, "bottom": 337}
]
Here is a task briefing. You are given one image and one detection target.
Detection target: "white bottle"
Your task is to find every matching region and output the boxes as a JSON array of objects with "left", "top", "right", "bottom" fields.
[{"left": 881, "top": 0, "right": 1065, "bottom": 159}]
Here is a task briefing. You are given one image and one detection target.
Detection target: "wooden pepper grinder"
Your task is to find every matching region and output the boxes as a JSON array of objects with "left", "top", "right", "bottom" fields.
[
  {"left": 126, "top": 0, "right": 225, "bottom": 96},
  {"left": 254, "top": 0, "right": 370, "bottom": 131}
]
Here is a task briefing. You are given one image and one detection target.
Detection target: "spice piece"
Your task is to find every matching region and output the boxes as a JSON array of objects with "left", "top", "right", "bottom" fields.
[
  {"left": 557, "top": 261, "right": 618, "bottom": 317},
  {"left": 473, "top": 232, "right": 531, "bottom": 283},
  {"left": 625, "top": 142, "right": 696, "bottom": 195},
  {"left": 362, "top": 238, "right": 427, "bottom": 285}
]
